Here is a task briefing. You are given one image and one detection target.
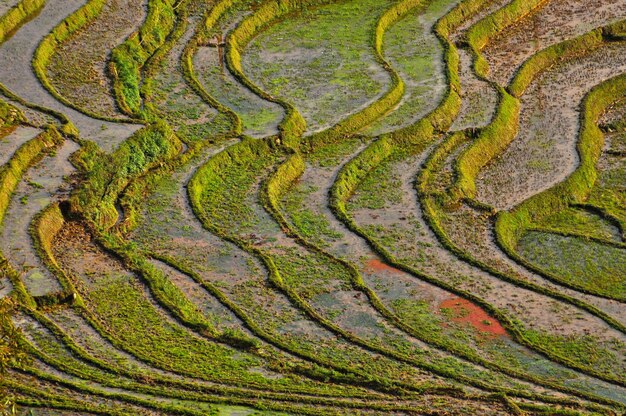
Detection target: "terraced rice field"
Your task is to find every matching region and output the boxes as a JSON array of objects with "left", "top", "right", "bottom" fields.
[{"left": 0, "top": 0, "right": 624, "bottom": 414}]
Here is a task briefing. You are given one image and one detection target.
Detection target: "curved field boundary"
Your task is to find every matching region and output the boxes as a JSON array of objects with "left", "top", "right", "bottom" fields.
[
  {"left": 109, "top": 0, "right": 178, "bottom": 118},
  {"left": 0, "top": 82, "right": 78, "bottom": 138},
  {"left": 32, "top": 209, "right": 416, "bottom": 408},
  {"left": 32, "top": 207, "right": 429, "bottom": 410},
  {"left": 225, "top": 0, "right": 340, "bottom": 149},
  {"left": 186, "top": 137, "right": 515, "bottom": 400},
  {"left": 418, "top": 134, "right": 626, "bottom": 388},
  {"left": 181, "top": 1, "right": 244, "bottom": 136},
  {"left": 4, "top": 0, "right": 623, "bottom": 412},
  {"left": 70, "top": 3, "right": 480, "bottom": 402},
  {"left": 224, "top": 0, "right": 411, "bottom": 151},
  {"left": 496, "top": 71, "right": 626, "bottom": 301},
  {"left": 15, "top": 316, "right": 430, "bottom": 415},
  {"left": 442, "top": 16, "right": 626, "bottom": 302},
  {"left": 70, "top": 120, "right": 182, "bottom": 230},
  {"left": 329, "top": 0, "right": 496, "bottom": 217},
  {"left": 452, "top": 25, "right": 614, "bottom": 200},
  {"left": 187, "top": 138, "right": 572, "bottom": 410},
  {"left": 0, "top": 99, "right": 25, "bottom": 129},
  {"left": 263, "top": 155, "right": 625, "bottom": 408},
  {"left": 302, "top": 0, "right": 410, "bottom": 150},
  {"left": 114, "top": 0, "right": 245, "bottom": 232},
  {"left": 47, "top": 3, "right": 482, "bottom": 400},
  {"left": 2, "top": 378, "right": 139, "bottom": 416},
  {"left": 0, "top": 126, "right": 62, "bottom": 307},
  {"left": 31, "top": 0, "right": 144, "bottom": 124},
  {"left": 0, "top": 0, "right": 79, "bottom": 137},
  {"left": 464, "top": 0, "right": 549, "bottom": 78},
  {"left": 448, "top": 0, "right": 549, "bottom": 201},
  {"left": 210, "top": 0, "right": 556, "bottom": 402},
  {"left": 24, "top": 307, "right": 449, "bottom": 412},
  {"left": 0, "top": 0, "right": 45, "bottom": 45}
]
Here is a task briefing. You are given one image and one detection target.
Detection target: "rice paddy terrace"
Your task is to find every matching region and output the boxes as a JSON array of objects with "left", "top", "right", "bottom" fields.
[{"left": 0, "top": 0, "right": 625, "bottom": 414}]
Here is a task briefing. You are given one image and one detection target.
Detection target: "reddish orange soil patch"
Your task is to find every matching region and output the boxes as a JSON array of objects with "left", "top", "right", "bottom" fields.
[
  {"left": 440, "top": 297, "right": 507, "bottom": 337},
  {"left": 366, "top": 259, "right": 402, "bottom": 274}
]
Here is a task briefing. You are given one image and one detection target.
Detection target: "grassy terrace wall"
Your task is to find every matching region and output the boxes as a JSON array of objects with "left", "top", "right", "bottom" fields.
[
  {"left": 496, "top": 72, "right": 626, "bottom": 299},
  {"left": 452, "top": 28, "right": 608, "bottom": 200},
  {"left": 464, "top": 0, "right": 548, "bottom": 78},
  {"left": 0, "top": 126, "right": 62, "bottom": 307},
  {"left": 330, "top": 0, "right": 489, "bottom": 218},
  {"left": 440, "top": 12, "right": 626, "bottom": 298},
  {"left": 30, "top": 0, "right": 133, "bottom": 122},
  {"left": 30, "top": 203, "right": 83, "bottom": 308},
  {"left": 71, "top": 120, "right": 181, "bottom": 230},
  {"left": 4, "top": 0, "right": 626, "bottom": 412},
  {"left": 302, "top": 0, "right": 416, "bottom": 150},
  {"left": 225, "top": 0, "right": 341, "bottom": 149},
  {"left": 448, "top": 0, "right": 548, "bottom": 200},
  {"left": 110, "top": 0, "right": 178, "bottom": 118},
  {"left": 0, "top": 0, "right": 45, "bottom": 44},
  {"left": 30, "top": 207, "right": 406, "bottom": 414},
  {"left": 409, "top": 19, "right": 626, "bottom": 386},
  {"left": 226, "top": 0, "right": 427, "bottom": 151},
  {"left": 252, "top": 0, "right": 622, "bottom": 406},
  {"left": 181, "top": 1, "right": 244, "bottom": 137},
  {"left": 187, "top": 140, "right": 566, "bottom": 408},
  {"left": 326, "top": 0, "right": 626, "bottom": 393},
  {"left": 0, "top": 99, "right": 24, "bottom": 129}
]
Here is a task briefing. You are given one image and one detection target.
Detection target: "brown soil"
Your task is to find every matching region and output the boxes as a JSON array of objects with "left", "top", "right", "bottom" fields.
[
  {"left": 451, "top": 48, "right": 498, "bottom": 131},
  {"left": 148, "top": 258, "right": 251, "bottom": 335},
  {"left": 349, "top": 148, "right": 626, "bottom": 396},
  {"left": 366, "top": 259, "right": 403, "bottom": 274},
  {"left": 440, "top": 297, "right": 507, "bottom": 337},
  {"left": 441, "top": 201, "right": 626, "bottom": 340},
  {"left": 147, "top": 10, "right": 222, "bottom": 141},
  {"left": 0, "top": 1, "right": 20, "bottom": 17},
  {"left": 193, "top": 45, "right": 282, "bottom": 139},
  {"left": 0, "top": 139, "right": 77, "bottom": 297}
]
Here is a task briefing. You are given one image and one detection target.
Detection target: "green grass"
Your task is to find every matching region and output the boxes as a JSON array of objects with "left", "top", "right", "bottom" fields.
[
  {"left": 536, "top": 208, "right": 622, "bottom": 241},
  {"left": 282, "top": 187, "right": 342, "bottom": 247},
  {"left": 517, "top": 231, "right": 626, "bottom": 300},
  {"left": 192, "top": 0, "right": 284, "bottom": 137},
  {"left": 348, "top": 153, "right": 404, "bottom": 210},
  {"left": 242, "top": 0, "right": 395, "bottom": 132},
  {"left": 365, "top": 0, "right": 456, "bottom": 136}
]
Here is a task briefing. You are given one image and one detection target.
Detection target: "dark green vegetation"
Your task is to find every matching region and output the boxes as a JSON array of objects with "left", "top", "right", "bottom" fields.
[{"left": 0, "top": 0, "right": 625, "bottom": 414}]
